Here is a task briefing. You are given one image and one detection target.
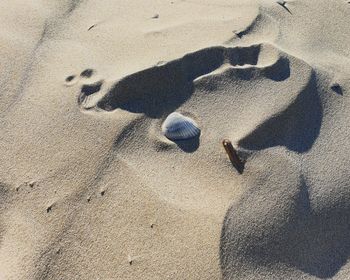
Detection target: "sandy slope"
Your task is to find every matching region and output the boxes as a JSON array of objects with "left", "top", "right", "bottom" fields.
[{"left": 0, "top": 0, "right": 350, "bottom": 279}]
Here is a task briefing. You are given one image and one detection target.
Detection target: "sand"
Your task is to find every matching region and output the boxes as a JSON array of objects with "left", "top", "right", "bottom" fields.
[{"left": 0, "top": 0, "right": 349, "bottom": 279}]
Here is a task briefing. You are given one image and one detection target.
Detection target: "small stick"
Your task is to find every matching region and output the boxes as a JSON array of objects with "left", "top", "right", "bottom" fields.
[
  {"left": 277, "top": 0, "right": 286, "bottom": 6},
  {"left": 88, "top": 24, "right": 96, "bottom": 31},
  {"left": 222, "top": 139, "right": 244, "bottom": 174},
  {"left": 276, "top": 0, "right": 292, "bottom": 14}
]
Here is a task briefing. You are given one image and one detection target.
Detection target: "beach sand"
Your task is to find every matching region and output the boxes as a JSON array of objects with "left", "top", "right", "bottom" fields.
[{"left": 0, "top": 0, "right": 350, "bottom": 279}]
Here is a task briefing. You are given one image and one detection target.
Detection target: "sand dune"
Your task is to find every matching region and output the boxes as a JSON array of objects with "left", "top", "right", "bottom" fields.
[{"left": 0, "top": 0, "right": 350, "bottom": 279}]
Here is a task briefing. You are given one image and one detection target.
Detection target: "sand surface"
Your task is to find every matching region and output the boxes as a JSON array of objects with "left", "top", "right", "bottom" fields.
[{"left": 0, "top": 0, "right": 350, "bottom": 279}]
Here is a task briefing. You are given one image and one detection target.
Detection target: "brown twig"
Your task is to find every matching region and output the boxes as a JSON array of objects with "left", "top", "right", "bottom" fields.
[{"left": 222, "top": 139, "right": 244, "bottom": 174}]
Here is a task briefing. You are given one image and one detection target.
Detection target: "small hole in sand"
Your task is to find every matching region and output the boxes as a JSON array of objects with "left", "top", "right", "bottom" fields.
[
  {"left": 331, "top": 83, "right": 343, "bottom": 95},
  {"left": 80, "top": 69, "right": 94, "bottom": 78},
  {"left": 47, "top": 205, "right": 52, "bottom": 213},
  {"left": 65, "top": 75, "right": 75, "bottom": 82},
  {"left": 64, "top": 75, "right": 78, "bottom": 87}
]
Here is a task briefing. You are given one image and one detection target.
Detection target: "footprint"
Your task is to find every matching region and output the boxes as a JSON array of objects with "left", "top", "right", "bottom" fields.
[
  {"left": 78, "top": 80, "right": 104, "bottom": 109},
  {"left": 89, "top": 43, "right": 289, "bottom": 117},
  {"left": 63, "top": 67, "right": 105, "bottom": 109}
]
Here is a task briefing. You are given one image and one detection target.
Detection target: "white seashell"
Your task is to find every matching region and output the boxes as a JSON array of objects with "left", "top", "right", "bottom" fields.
[{"left": 161, "top": 112, "right": 200, "bottom": 140}]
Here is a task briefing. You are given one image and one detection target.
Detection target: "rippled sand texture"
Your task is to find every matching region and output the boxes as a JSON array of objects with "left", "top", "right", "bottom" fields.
[{"left": 0, "top": 0, "right": 350, "bottom": 279}]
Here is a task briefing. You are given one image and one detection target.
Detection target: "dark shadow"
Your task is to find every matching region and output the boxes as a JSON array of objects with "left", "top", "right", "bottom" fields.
[
  {"left": 96, "top": 47, "right": 227, "bottom": 118},
  {"left": 183, "top": 47, "right": 225, "bottom": 81},
  {"left": 228, "top": 45, "right": 261, "bottom": 66},
  {"left": 225, "top": 55, "right": 290, "bottom": 82},
  {"left": 297, "top": 176, "right": 311, "bottom": 213},
  {"left": 96, "top": 44, "right": 271, "bottom": 118},
  {"left": 173, "top": 134, "right": 200, "bottom": 153},
  {"left": 235, "top": 68, "right": 258, "bottom": 80},
  {"left": 282, "top": 209, "right": 350, "bottom": 278},
  {"left": 233, "top": 162, "right": 244, "bottom": 174},
  {"left": 81, "top": 81, "right": 102, "bottom": 96},
  {"left": 97, "top": 61, "right": 193, "bottom": 118},
  {"left": 238, "top": 71, "right": 322, "bottom": 153},
  {"left": 220, "top": 172, "right": 350, "bottom": 279},
  {"left": 281, "top": 191, "right": 350, "bottom": 279},
  {"left": 263, "top": 56, "right": 290, "bottom": 81},
  {"left": 331, "top": 83, "right": 343, "bottom": 96}
]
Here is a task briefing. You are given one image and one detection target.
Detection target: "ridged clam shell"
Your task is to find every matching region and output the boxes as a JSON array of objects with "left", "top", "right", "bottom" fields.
[{"left": 162, "top": 112, "right": 200, "bottom": 140}]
